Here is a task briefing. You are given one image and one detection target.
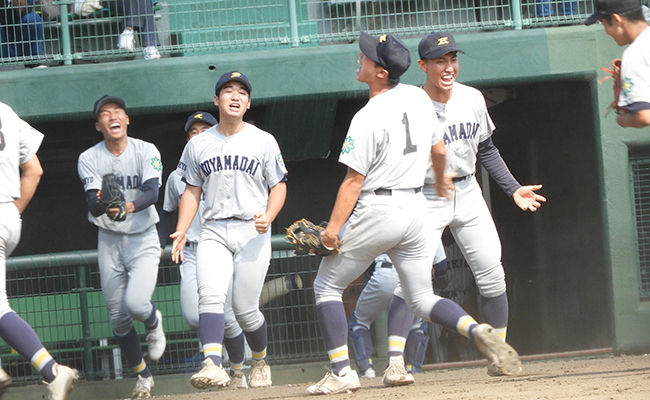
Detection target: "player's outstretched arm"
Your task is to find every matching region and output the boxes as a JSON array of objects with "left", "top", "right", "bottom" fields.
[
  {"left": 616, "top": 108, "right": 650, "bottom": 129},
  {"left": 15, "top": 155, "right": 43, "bottom": 214},
  {"left": 512, "top": 185, "right": 546, "bottom": 212},
  {"left": 254, "top": 181, "right": 287, "bottom": 234},
  {"left": 170, "top": 184, "right": 202, "bottom": 263},
  {"left": 321, "top": 168, "right": 364, "bottom": 248}
]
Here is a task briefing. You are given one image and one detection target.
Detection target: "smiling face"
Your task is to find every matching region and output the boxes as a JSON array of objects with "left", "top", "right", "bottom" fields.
[
  {"left": 214, "top": 81, "right": 251, "bottom": 120},
  {"left": 186, "top": 121, "right": 212, "bottom": 141},
  {"left": 601, "top": 15, "right": 629, "bottom": 46},
  {"left": 418, "top": 51, "right": 459, "bottom": 102},
  {"left": 95, "top": 102, "right": 129, "bottom": 141}
]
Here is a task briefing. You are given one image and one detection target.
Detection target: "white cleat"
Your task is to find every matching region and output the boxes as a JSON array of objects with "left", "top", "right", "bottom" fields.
[
  {"left": 47, "top": 365, "right": 79, "bottom": 400},
  {"left": 382, "top": 356, "right": 414, "bottom": 387},
  {"left": 248, "top": 359, "right": 272, "bottom": 388},
  {"left": 229, "top": 369, "right": 248, "bottom": 389},
  {"left": 143, "top": 46, "right": 161, "bottom": 60},
  {"left": 118, "top": 28, "right": 135, "bottom": 51},
  {"left": 473, "top": 323, "right": 522, "bottom": 376},
  {"left": 190, "top": 358, "right": 230, "bottom": 389},
  {"left": 305, "top": 370, "right": 360, "bottom": 395},
  {"left": 146, "top": 310, "right": 166, "bottom": 361},
  {"left": 131, "top": 375, "right": 154, "bottom": 399},
  {"left": 360, "top": 367, "right": 376, "bottom": 378}
]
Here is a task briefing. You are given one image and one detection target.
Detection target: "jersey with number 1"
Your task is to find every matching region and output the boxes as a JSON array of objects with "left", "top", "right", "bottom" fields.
[
  {"left": 78, "top": 137, "right": 163, "bottom": 234},
  {"left": 425, "top": 82, "right": 494, "bottom": 185},
  {"left": 340, "top": 83, "right": 443, "bottom": 191},
  {"left": 619, "top": 26, "right": 650, "bottom": 111},
  {"left": 177, "top": 123, "right": 287, "bottom": 221},
  {"left": 0, "top": 102, "right": 44, "bottom": 204}
]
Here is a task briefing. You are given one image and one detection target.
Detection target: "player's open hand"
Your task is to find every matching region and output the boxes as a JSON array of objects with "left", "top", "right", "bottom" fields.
[
  {"left": 170, "top": 230, "right": 187, "bottom": 264},
  {"left": 254, "top": 211, "right": 271, "bottom": 234},
  {"left": 512, "top": 184, "right": 546, "bottom": 212},
  {"left": 435, "top": 173, "right": 456, "bottom": 200}
]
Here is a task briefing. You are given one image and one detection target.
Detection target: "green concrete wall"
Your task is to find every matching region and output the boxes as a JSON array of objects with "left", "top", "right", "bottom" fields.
[{"left": 1, "top": 24, "right": 649, "bottom": 354}]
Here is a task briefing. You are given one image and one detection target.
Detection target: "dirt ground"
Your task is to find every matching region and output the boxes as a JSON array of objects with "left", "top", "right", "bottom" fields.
[{"left": 156, "top": 354, "right": 650, "bottom": 400}]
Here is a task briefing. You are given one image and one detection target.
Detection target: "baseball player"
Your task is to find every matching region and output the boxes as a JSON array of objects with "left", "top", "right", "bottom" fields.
[
  {"left": 78, "top": 95, "right": 167, "bottom": 399},
  {"left": 414, "top": 32, "right": 545, "bottom": 375},
  {"left": 307, "top": 31, "right": 521, "bottom": 395},
  {"left": 585, "top": 0, "right": 650, "bottom": 128},
  {"left": 157, "top": 111, "right": 249, "bottom": 389},
  {"left": 0, "top": 101, "right": 78, "bottom": 399},
  {"left": 348, "top": 246, "right": 447, "bottom": 377},
  {"left": 170, "top": 71, "right": 288, "bottom": 390}
]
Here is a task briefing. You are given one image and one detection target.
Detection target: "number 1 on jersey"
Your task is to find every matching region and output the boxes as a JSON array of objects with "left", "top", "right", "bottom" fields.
[{"left": 402, "top": 113, "right": 417, "bottom": 155}]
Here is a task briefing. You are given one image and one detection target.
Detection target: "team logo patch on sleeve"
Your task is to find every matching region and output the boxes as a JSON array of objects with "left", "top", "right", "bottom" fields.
[
  {"left": 622, "top": 77, "right": 633, "bottom": 96},
  {"left": 151, "top": 157, "right": 163, "bottom": 172},
  {"left": 276, "top": 154, "right": 285, "bottom": 168},
  {"left": 341, "top": 136, "right": 355, "bottom": 154}
]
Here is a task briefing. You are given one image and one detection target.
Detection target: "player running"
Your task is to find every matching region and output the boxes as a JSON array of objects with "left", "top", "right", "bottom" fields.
[
  {"left": 307, "top": 31, "right": 521, "bottom": 395},
  {"left": 585, "top": 0, "right": 650, "bottom": 128},
  {"left": 78, "top": 95, "right": 166, "bottom": 399},
  {"left": 170, "top": 71, "right": 287, "bottom": 390},
  {"left": 157, "top": 111, "right": 249, "bottom": 388},
  {"left": 413, "top": 32, "right": 545, "bottom": 375},
  {"left": 0, "top": 101, "right": 78, "bottom": 400}
]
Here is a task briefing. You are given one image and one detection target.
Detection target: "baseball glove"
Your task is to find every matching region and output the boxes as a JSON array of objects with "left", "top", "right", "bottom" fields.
[
  {"left": 600, "top": 58, "right": 623, "bottom": 115},
  {"left": 285, "top": 219, "right": 341, "bottom": 256},
  {"left": 100, "top": 173, "right": 127, "bottom": 222}
]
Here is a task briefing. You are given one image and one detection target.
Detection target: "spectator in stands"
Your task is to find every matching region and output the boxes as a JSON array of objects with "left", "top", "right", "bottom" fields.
[
  {"left": 0, "top": 0, "right": 45, "bottom": 67},
  {"left": 73, "top": 0, "right": 161, "bottom": 60},
  {"left": 536, "top": 0, "right": 578, "bottom": 17}
]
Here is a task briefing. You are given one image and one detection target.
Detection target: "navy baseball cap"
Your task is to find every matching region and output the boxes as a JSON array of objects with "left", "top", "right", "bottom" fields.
[
  {"left": 94, "top": 95, "right": 126, "bottom": 119},
  {"left": 418, "top": 32, "right": 465, "bottom": 60},
  {"left": 584, "top": 0, "right": 642, "bottom": 25},
  {"left": 359, "top": 31, "right": 411, "bottom": 79},
  {"left": 215, "top": 71, "right": 252, "bottom": 95},
  {"left": 184, "top": 111, "right": 217, "bottom": 132}
]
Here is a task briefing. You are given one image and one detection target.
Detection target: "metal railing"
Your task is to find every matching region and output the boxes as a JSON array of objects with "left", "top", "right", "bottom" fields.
[
  {"left": 0, "top": 0, "right": 597, "bottom": 67},
  {"left": 1, "top": 235, "right": 333, "bottom": 385}
]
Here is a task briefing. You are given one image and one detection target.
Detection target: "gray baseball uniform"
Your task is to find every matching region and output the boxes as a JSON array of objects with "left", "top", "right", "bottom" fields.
[{"left": 78, "top": 137, "right": 162, "bottom": 336}]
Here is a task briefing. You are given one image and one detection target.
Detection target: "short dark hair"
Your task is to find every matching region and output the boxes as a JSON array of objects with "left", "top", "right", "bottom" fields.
[
  {"left": 374, "top": 61, "right": 401, "bottom": 85},
  {"left": 602, "top": 7, "right": 645, "bottom": 23}
]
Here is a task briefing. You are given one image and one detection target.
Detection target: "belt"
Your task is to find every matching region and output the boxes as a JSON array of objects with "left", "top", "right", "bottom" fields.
[
  {"left": 185, "top": 241, "right": 198, "bottom": 248},
  {"left": 374, "top": 187, "right": 423, "bottom": 196},
  {"left": 452, "top": 174, "right": 474, "bottom": 183},
  {"left": 380, "top": 262, "right": 394, "bottom": 269}
]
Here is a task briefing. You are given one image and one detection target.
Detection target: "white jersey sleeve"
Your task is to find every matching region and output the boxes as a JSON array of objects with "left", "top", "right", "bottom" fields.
[
  {"left": 340, "top": 84, "right": 440, "bottom": 192},
  {"left": 0, "top": 102, "right": 44, "bottom": 203},
  {"left": 619, "top": 27, "right": 650, "bottom": 111}
]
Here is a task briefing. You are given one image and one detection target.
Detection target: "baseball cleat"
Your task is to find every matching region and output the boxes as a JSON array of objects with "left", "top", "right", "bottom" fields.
[
  {"left": 360, "top": 368, "right": 376, "bottom": 378},
  {"left": 46, "top": 365, "right": 79, "bottom": 400},
  {"left": 131, "top": 374, "right": 154, "bottom": 399},
  {"left": 190, "top": 358, "right": 230, "bottom": 389},
  {"left": 117, "top": 28, "right": 135, "bottom": 51},
  {"left": 229, "top": 369, "right": 248, "bottom": 389},
  {"left": 382, "top": 356, "right": 414, "bottom": 387},
  {"left": 473, "top": 324, "right": 522, "bottom": 376},
  {"left": 248, "top": 359, "right": 272, "bottom": 388},
  {"left": 305, "top": 370, "right": 360, "bottom": 395},
  {"left": 143, "top": 46, "right": 161, "bottom": 60},
  {"left": 146, "top": 310, "right": 166, "bottom": 361},
  {"left": 0, "top": 368, "right": 10, "bottom": 398}
]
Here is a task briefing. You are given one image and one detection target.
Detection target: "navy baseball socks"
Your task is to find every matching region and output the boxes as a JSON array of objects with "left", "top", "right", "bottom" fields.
[
  {"left": 306, "top": 301, "right": 360, "bottom": 395},
  {"left": 384, "top": 296, "right": 415, "bottom": 387},
  {"left": 191, "top": 313, "right": 230, "bottom": 389},
  {"left": 245, "top": 322, "right": 272, "bottom": 388}
]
